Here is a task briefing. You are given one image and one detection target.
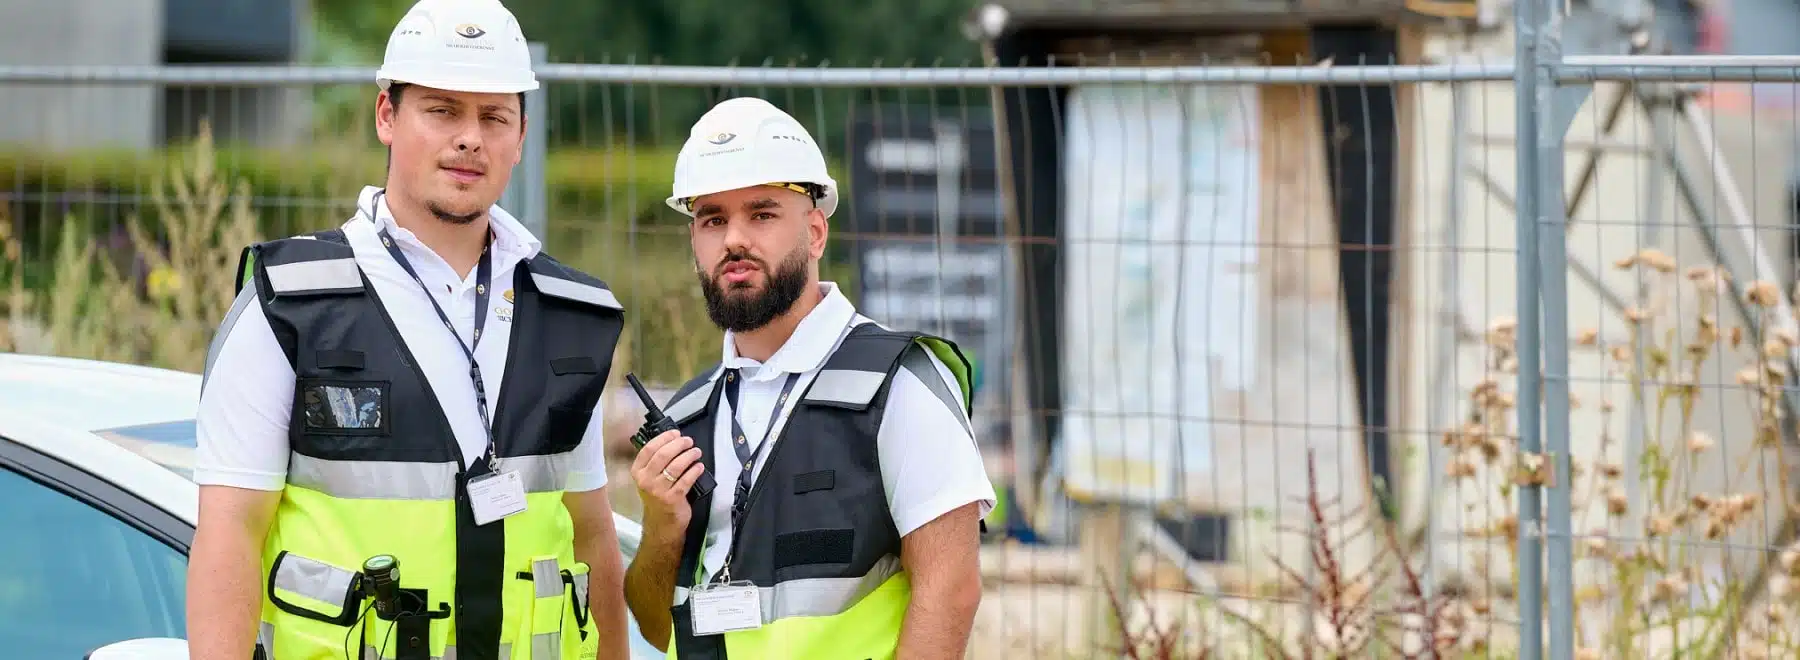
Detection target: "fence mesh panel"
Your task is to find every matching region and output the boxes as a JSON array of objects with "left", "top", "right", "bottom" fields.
[{"left": 4, "top": 50, "right": 1800, "bottom": 659}]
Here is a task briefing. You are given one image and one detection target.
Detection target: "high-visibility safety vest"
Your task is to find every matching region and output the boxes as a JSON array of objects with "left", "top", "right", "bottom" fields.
[
  {"left": 233, "top": 228, "right": 625, "bottom": 660},
  {"left": 658, "top": 322, "right": 976, "bottom": 660}
]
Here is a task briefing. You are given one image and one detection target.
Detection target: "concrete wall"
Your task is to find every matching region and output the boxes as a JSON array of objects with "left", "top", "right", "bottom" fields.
[{"left": 0, "top": 0, "right": 163, "bottom": 150}]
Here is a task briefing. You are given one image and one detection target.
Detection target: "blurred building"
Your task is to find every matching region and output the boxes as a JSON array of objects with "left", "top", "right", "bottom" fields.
[{"left": 0, "top": 0, "right": 311, "bottom": 151}]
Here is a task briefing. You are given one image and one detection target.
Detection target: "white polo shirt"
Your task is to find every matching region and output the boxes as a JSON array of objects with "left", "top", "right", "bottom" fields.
[
  {"left": 696, "top": 282, "right": 996, "bottom": 583},
  {"left": 194, "top": 185, "right": 610, "bottom": 493}
]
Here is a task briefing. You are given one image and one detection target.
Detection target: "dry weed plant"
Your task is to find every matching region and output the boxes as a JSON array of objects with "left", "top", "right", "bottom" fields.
[
  {"left": 2, "top": 120, "right": 259, "bottom": 369},
  {"left": 1104, "top": 450, "right": 1490, "bottom": 660},
  {"left": 1440, "top": 248, "right": 1800, "bottom": 658},
  {"left": 1097, "top": 247, "right": 1800, "bottom": 659}
]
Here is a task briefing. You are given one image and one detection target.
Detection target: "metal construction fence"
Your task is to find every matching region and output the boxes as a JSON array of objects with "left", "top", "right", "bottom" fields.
[{"left": 7, "top": 16, "right": 1800, "bottom": 660}]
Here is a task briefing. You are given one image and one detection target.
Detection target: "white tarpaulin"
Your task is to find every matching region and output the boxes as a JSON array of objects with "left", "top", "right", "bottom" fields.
[{"left": 1058, "top": 83, "right": 1261, "bottom": 505}]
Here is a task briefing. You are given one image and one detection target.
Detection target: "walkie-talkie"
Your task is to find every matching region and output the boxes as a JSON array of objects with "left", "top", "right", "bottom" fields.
[{"left": 626, "top": 373, "right": 714, "bottom": 501}]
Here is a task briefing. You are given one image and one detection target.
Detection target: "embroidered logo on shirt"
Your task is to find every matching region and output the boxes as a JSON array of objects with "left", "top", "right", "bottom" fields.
[{"left": 496, "top": 288, "right": 515, "bottom": 322}]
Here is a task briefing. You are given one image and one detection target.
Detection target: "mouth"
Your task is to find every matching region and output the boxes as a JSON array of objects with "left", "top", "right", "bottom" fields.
[
  {"left": 719, "top": 260, "right": 762, "bottom": 285},
  {"left": 440, "top": 164, "right": 487, "bottom": 184}
]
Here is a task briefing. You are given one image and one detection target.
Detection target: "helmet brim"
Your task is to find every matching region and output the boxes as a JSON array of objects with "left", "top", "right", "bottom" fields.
[
  {"left": 377, "top": 74, "right": 539, "bottom": 95},
  {"left": 667, "top": 179, "right": 839, "bottom": 220}
]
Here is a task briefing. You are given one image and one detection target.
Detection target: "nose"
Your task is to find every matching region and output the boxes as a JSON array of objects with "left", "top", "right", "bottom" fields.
[
  {"left": 454, "top": 124, "right": 482, "bottom": 153},
  {"left": 721, "top": 216, "right": 753, "bottom": 254}
]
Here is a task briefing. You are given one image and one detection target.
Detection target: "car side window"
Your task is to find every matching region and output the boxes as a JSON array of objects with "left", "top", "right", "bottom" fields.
[{"left": 0, "top": 465, "right": 187, "bottom": 658}]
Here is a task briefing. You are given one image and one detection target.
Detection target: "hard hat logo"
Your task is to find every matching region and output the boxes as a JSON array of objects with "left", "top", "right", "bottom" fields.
[
  {"left": 455, "top": 23, "right": 486, "bottom": 39},
  {"left": 708, "top": 132, "right": 737, "bottom": 146}
]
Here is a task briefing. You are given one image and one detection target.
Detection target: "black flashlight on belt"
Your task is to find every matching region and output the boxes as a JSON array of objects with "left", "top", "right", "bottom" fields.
[{"left": 364, "top": 554, "right": 400, "bottom": 619}]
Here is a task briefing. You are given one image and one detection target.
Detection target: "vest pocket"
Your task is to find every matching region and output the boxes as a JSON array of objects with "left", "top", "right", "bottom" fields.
[
  {"left": 297, "top": 378, "right": 392, "bottom": 436},
  {"left": 266, "top": 550, "right": 363, "bottom": 626},
  {"left": 543, "top": 404, "right": 593, "bottom": 452},
  {"left": 514, "top": 556, "right": 575, "bottom": 659},
  {"left": 565, "top": 561, "right": 599, "bottom": 659}
]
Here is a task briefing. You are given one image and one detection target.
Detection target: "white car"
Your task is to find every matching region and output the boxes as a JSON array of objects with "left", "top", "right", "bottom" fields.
[{"left": 0, "top": 352, "right": 662, "bottom": 659}]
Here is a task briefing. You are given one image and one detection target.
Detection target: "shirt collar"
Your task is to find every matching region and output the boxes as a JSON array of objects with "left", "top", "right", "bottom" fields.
[
  {"left": 720, "top": 282, "right": 856, "bottom": 381},
  {"left": 354, "top": 185, "right": 542, "bottom": 264}
]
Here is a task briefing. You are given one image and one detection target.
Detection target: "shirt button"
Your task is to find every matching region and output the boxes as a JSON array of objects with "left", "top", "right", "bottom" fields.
[
  {"left": 744, "top": 461, "right": 752, "bottom": 469},
  {"left": 736, "top": 436, "right": 745, "bottom": 445}
]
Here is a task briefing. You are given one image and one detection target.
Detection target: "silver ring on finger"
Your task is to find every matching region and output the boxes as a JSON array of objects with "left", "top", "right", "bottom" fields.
[{"left": 661, "top": 469, "right": 676, "bottom": 482}]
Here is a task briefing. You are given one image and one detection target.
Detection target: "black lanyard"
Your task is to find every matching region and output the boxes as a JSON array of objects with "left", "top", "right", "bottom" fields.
[
  {"left": 364, "top": 190, "right": 499, "bottom": 473},
  {"left": 713, "top": 369, "right": 800, "bottom": 583}
]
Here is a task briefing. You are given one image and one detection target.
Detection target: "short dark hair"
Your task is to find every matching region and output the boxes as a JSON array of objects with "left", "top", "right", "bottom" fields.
[{"left": 387, "top": 82, "right": 526, "bottom": 116}]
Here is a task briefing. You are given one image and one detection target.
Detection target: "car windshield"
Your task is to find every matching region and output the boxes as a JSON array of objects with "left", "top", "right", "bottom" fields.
[{"left": 92, "top": 420, "right": 198, "bottom": 481}]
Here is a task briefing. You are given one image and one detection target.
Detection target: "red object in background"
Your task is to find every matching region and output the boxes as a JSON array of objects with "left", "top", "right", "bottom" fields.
[{"left": 1696, "top": 0, "right": 1729, "bottom": 54}]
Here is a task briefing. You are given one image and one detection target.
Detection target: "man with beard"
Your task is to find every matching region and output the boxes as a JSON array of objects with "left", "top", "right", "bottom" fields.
[
  {"left": 621, "top": 96, "right": 996, "bottom": 659},
  {"left": 187, "top": 1, "right": 632, "bottom": 658}
]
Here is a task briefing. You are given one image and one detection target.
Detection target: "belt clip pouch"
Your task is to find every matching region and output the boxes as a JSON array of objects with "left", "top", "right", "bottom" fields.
[{"left": 515, "top": 556, "right": 569, "bottom": 659}]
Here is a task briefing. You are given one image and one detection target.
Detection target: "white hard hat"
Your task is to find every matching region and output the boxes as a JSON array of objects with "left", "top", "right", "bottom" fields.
[
  {"left": 376, "top": 0, "right": 538, "bottom": 94},
  {"left": 666, "top": 97, "right": 839, "bottom": 220}
]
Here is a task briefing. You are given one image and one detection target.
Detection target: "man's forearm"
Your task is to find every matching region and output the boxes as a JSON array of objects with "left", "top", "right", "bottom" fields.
[
  {"left": 895, "top": 579, "right": 981, "bottom": 660},
  {"left": 186, "top": 526, "right": 268, "bottom": 660},
  {"left": 575, "top": 535, "right": 630, "bottom": 659},
  {"left": 623, "top": 528, "right": 685, "bottom": 653}
]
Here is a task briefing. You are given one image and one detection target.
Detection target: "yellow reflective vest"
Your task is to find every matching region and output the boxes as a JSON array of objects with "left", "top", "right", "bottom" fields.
[
  {"left": 655, "top": 324, "right": 976, "bottom": 659},
  {"left": 230, "top": 228, "right": 625, "bottom": 660}
]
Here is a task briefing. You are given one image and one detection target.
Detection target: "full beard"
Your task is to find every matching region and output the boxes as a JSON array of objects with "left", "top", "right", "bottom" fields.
[{"left": 698, "top": 246, "right": 810, "bottom": 333}]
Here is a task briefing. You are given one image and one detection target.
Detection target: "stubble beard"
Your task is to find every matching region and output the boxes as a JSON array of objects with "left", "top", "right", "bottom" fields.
[{"left": 426, "top": 199, "right": 484, "bottom": 226}]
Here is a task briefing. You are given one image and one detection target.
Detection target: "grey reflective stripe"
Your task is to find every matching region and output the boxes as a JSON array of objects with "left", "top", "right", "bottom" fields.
[
  {"left": 532, "top": 558, "right": 562, "bottom": 598},
  {"left": 266, "top": 258, "right": 362, "bottom": 293},
  {"left": 289, "top": 454, "right": 459, "bottom": 500},
  {"left": 572, "top": 571, "right": 590, "bottom": 607},
  {"left": 288, "top": 452, "right": 574, "bottom": 500},
  {"left": 531, "top": 271, "right": 623, "bottom": 311},
  {"left": 496, "top": 452, "right": 574, "bottom": 493},
  {"left": 899, "top": 346, "right": 972, "bottom": 435},
  {"left": 758, "top": 554, "right": 904, "bottom": 620},
  {"left": 258, "top": 621, "right": 275, "bottom": 659},
  {"left": 272, "top": 553, "right": 357, "bottom": 604},
  {"left": 665, "top": 384, "right": 712, "bottom": 423},
  {"left": 202, "top": 284, "right": 258, "bottom": 395},
  {"left": 802, "top": 369, "right": 885, "bottom": 406},
  {"left": 670, "top": 555, "right": 904, "bottom": 620},
  {"left": 532, "top": 632, "right": 561, "bottom": 659}
]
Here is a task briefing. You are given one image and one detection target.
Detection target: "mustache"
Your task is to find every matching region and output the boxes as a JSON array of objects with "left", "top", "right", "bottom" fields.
[
  {"left": 438, "top": 157, "right": 487, "bottom": 173},
  {"left": 713, "top": 252, "right": 766, "bottom": 277}
]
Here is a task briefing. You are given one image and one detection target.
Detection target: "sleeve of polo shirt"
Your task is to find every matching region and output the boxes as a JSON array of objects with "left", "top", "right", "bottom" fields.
[
  {"left": 193, "top": 287, "right": 296, "bottom": 491},
  {"left": 563, "top": 398, "right": 609, "bottom": 492},
  {"left": 877, "top": 345, "right": 997, "bottom": 537}
]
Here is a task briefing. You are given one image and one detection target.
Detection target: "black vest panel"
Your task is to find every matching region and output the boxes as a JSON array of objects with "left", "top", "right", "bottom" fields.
[
  {"left": 660, "top": 322, "right": 960, "bottom": 659},
  {"left": 240, "top": 228, "right": 625, "bottom": 660}
]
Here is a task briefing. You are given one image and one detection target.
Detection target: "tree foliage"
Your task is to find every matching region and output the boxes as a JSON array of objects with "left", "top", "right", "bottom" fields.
[{"left": 307, "top": 0, "right": 983, "bottom": 145}]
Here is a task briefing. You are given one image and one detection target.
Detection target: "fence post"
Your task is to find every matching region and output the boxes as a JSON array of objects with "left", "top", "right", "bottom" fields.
[
  {"left": 502, "top": 41, "right": 550, "bottom": 245},
  {"left": 1517, "top": 0, "right": 1577, "bottom": 653},
  {"left": 1512, "top": 0, "right": 1548, "bottom": 654}
]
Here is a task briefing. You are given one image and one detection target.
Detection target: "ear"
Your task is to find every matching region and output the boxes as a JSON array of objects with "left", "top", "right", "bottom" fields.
[
  {"left": 806, "top": 207, "right": 829, "bottom": 259},
  {"left": 375, "top": 91, "right": 398, "bottom": 147},
  {"left": 513, "top": 114, "right": 528, "bottom": 166}
]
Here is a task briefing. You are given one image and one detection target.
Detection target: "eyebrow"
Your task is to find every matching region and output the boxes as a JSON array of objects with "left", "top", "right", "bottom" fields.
[
  {"left": 420, "top": 94, "right": 519, "bottom": 116},
  {"left": 695, "top": 197, "right": 782, "bottom": 218}
]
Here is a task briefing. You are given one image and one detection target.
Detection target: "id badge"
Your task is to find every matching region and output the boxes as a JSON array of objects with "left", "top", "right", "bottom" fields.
[
  {"left": 467, "top": 470, "right": 527, "bottom": 526},
  {"left": 690, "top": 581, "right": 762, "bottom": 636}
]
